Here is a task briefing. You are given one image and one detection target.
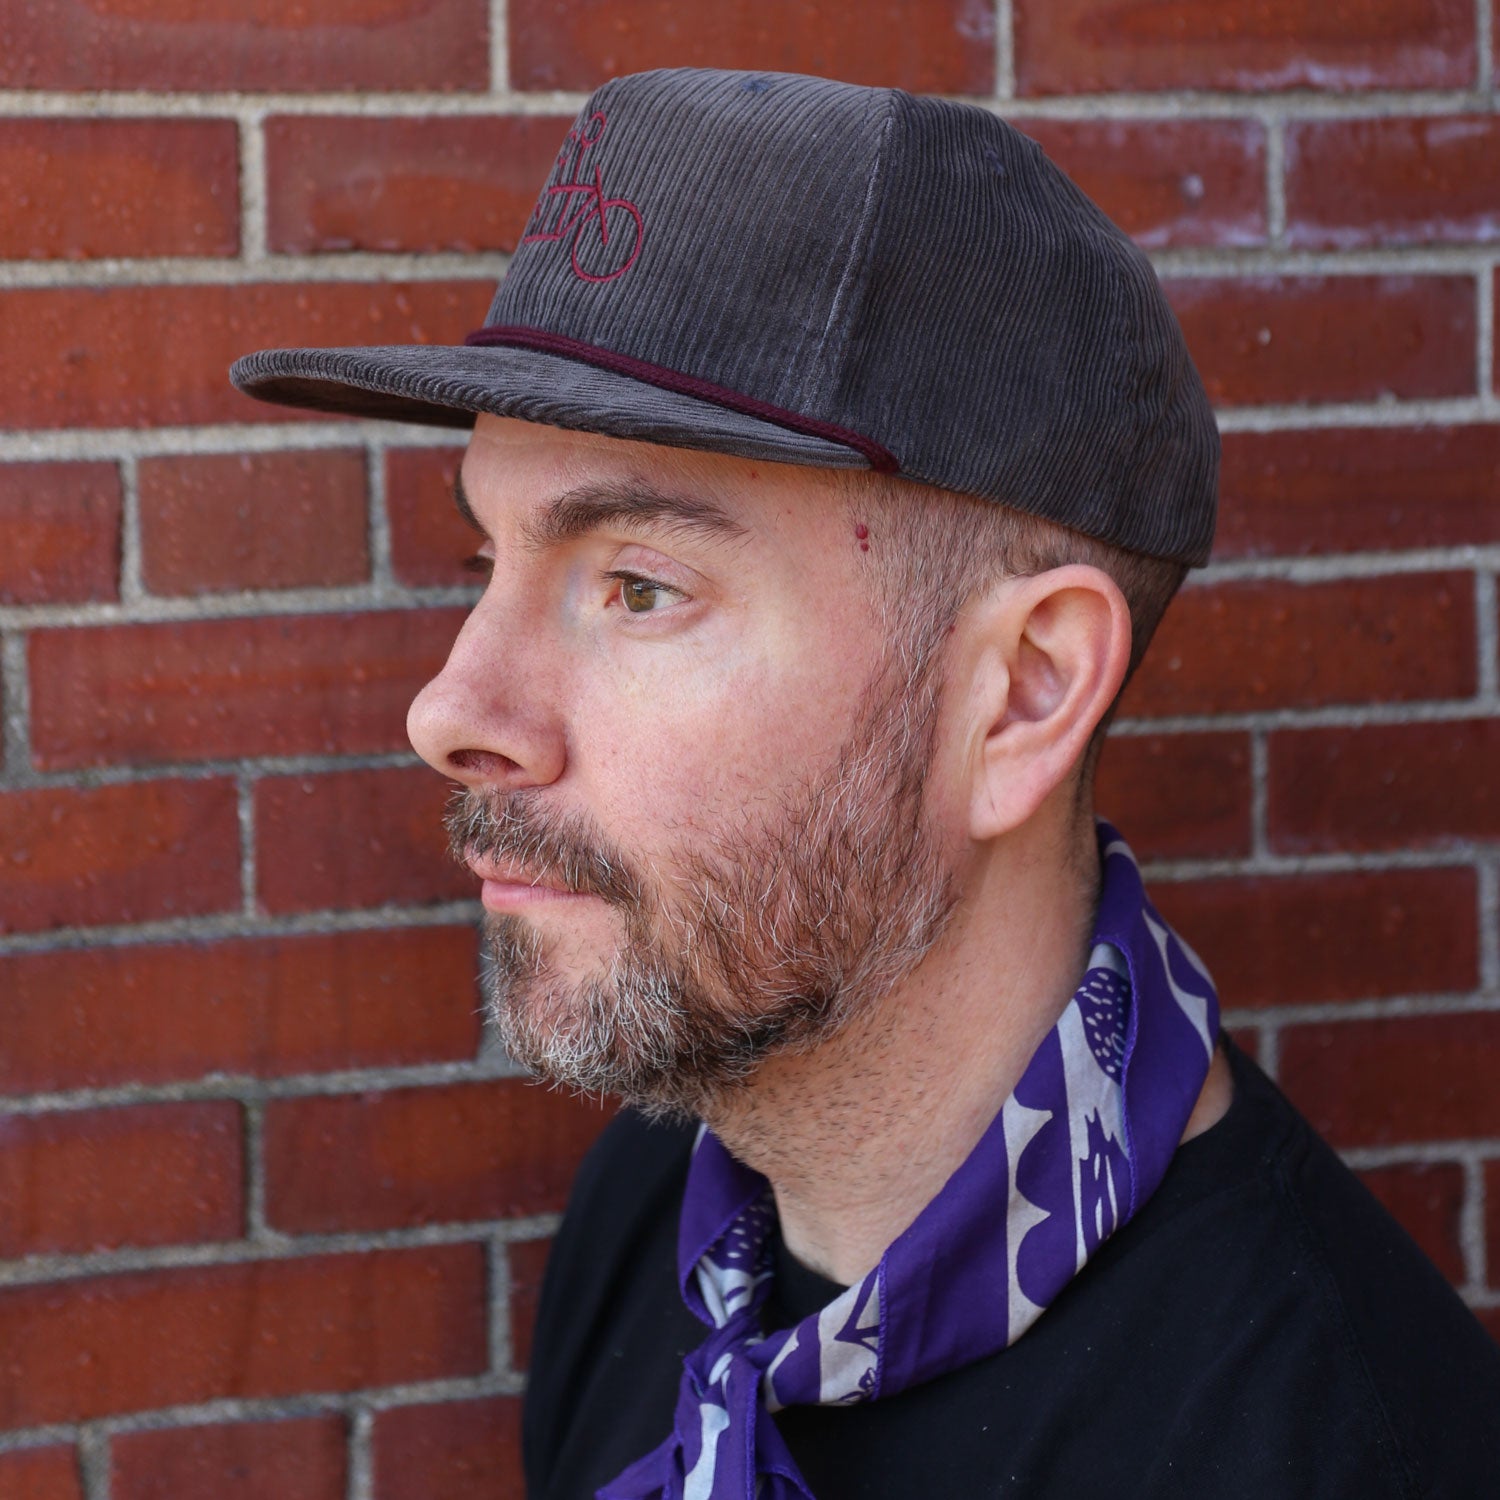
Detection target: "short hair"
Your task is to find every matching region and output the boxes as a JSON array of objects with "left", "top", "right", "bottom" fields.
[{"left": 838, "top": 470, "right": 1187, "bottom": 785}]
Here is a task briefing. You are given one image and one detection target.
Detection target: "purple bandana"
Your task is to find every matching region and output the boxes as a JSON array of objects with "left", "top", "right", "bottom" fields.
[{"left": 600, "top": 823, "right": 1219, "bottom": 1500}]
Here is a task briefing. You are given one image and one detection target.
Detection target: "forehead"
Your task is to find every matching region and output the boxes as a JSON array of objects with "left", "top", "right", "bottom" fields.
[{"left": 457, "top": 413, "right": 861, "bottom": 554}]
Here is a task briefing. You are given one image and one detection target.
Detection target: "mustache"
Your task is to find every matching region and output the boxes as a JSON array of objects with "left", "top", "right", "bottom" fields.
[{"left": 444, "top": 788, "right": 644, "bottom": 907}]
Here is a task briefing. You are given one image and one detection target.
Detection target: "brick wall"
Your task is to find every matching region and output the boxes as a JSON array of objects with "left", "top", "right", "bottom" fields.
[{"left": 1, "top": 2, "right": 1497, "bottom": 1494}]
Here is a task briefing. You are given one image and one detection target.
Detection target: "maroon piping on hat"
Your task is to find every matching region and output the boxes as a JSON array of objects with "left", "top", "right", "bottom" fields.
[{"left": 462, "top": 325, "right": 899, "bottom": 473}]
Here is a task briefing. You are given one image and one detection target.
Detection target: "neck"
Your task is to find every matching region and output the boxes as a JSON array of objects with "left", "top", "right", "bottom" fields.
[{"left": 703, "top": 817, "right": 1101, "bottom": 1287}]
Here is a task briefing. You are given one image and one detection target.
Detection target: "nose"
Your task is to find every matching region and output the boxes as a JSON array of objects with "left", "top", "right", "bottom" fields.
[{"left": 407, "top": 596, "right": 567, "bottom": 791}]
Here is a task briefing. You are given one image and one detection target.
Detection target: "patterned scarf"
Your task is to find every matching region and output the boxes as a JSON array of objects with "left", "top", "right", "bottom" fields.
[{"left": 600, "top": 823, "right": 1219, "bottom": 1500}]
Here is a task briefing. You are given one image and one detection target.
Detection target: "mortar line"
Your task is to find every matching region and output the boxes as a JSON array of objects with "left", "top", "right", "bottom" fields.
[
  {"left": 1, "top": 630, "right": 29, "bottom": 779},
  {"left": 1477, "top": 258, "right": 1495, "bottom": 401},
  {"left": 1247, "top": 729, "right": 1269, "bottom": 859},
  {"left": 994, "top": 0, "right": 1015, "bottom": 100},
  {"left": 1479, "top": 857, "right": 1500, "bottom": 993},
  {"left": 243, "top": 1097, "right": 268, "bottom": 1238},
  {"left": 1256, "top": 1023, "right": 1279, "bottom": 1081},
  {"left": 117, "top": 455, "right": 143, "bottom": 605},
  {"left": 0, "top": 423, "right": 467, "bottom": 463},
  {"left": 237, "top": 772, "right": 258, "bottom": 916},
  {"left": 1479, "top": 0, "right": 1495, "bottom": 93},
  {"left": 77, "top": 1427, "right": 109, "bottom": 1500},
  {"left": 364, "top": 439, "right": 396, "bottom": 590},
  {"left": 1461, "top": 1155, "right": 1488, "bottom": 1292},
  {"left": 489, "top": 0, "right": 510, "bottom": 95},
  {"left": 347, "top": 1404, "right": 374, "bottom": 1500},
  {"left": 1476, "top": 568, "right": 1499, "bottom": 702},
  {"left": 238, "top": 105, "right": 269, "bottom": 264},
  {"left": 489, "top": 1232, "right": 513, "bottom": 1375},
  {"left": 1264, "top": 114, "right": 1286, "bottom": 247}
]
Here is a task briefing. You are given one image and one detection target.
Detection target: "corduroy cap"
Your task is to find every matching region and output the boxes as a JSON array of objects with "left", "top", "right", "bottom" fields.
[{"left": 231, "top": 68, "right": 1219, "bottom": 565}]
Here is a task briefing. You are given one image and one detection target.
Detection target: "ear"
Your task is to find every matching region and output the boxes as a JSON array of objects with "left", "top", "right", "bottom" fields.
[{"left": 961, "top": 565, "right": 1132, "bottom": 842}]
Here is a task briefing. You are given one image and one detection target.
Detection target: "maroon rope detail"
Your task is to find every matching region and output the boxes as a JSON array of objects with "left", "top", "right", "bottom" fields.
[{"left": 462, "top": 325, "right": 899, "bottom": 473}]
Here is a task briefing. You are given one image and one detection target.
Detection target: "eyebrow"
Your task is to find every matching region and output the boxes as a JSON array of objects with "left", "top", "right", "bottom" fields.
[{"left": 452, "top": 472, "right": 751, "bottom": 553}]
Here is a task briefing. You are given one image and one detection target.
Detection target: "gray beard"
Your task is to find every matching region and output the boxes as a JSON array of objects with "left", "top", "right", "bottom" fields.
[{"left": 448, "top": 637, "right": 959, "bottom": 1121}]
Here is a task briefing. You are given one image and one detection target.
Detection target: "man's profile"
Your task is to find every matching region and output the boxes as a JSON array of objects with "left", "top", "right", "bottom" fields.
[{"left": 232, "top": 68, "right": 1499, "bottom": 1499}]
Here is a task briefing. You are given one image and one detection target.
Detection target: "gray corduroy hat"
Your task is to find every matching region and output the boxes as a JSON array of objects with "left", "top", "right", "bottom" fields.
[{"left": 231, "top": 68, "right": 1219, "bottom": 565}]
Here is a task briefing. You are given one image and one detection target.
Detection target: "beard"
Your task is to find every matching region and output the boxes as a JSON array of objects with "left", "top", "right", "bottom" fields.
[{"left": 444, "top": 635, "right": 959, "bottom": 1121}]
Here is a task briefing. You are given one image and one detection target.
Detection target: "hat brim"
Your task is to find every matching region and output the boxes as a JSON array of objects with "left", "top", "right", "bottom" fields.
[{"left": 229, "top": 343, "right": 867, "bottom": 471}]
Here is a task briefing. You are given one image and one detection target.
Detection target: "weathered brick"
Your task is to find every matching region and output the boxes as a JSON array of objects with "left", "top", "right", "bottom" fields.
[
  {"left": 0, "top": 1447, "right": 81, "bottom": 1500},
  {"left": 0, "top": 1103, "right": 242, "bottom": 1258},
  {"left": 1094, "top": 732, "right": 1251, "bottom": 860},
  {"left": 1014, "top": 0, "right": 1475, "bottom": 95},
  {"left": 267, "top": 116, "right": 571, "bottom": 255},
  {"left": 255, "top": 766, "right": 470, "bottom": 914},
  {"left": 264, "top": 1081, "right": 613, "bottom": 1232},
  {"left": 0, "top": 780, "right": 240, "bottom": 934},
  {"left": 1122, "top": 573, "right": 1474, "bottom": 718},
  {"left": 1358, "top": 1161, "right": 1466, "bottom": 1286},
  {"left": 510, "top": 0, "right": 994, "bottom": 92},
  {"left": 1216, "top": 426, "right": 1500, "bottom": 560},
  {"left": 1268, "top": 720, "right": 1500, "bottom": 854},
  {"left": 372, "top": 1396, "right": 522, "bottom": 1500},
  {"left": 139, "top": 451, "right": 370, "bottom": 596},
  {"left": 386, "top": 446, "right": 478, "bottom": 588},
  {"left": 0, "top": 462, "right": 120, "bottom": 606},
  {"left": 1279, "top": 1014, "right": 1500, "bottom": 1147},
  {"left": 1287, "top": 117, "right": 1500, "bottom": 249},
  {"left": 113, "top": 1417, "right": 348, "bottom": 1500},
  {"left": 1022, "top": 120, "right": 1266, "bottom": 249},
  {"left": 0, "top": 120, "right": 238, "bottom": 260},
  {"left": 0, "top": 927, "right": 481, "bottom": 1095},
  {"left": 0, "top": 282, "right": 487, "bottom": 431},
  {"left": 29, "top": 610, "right": 464, "bottom": 769},
  {"left": 1151, "top": 868, "right": 1479, "bottom": 1010},
  {"left": 0, "top": 0, "right": 490, "bottom": 91},
  {"left": 508, "top": 1237, "right": 552, "bottom": 1373},
  {"left": 1165, "top": 276, "right": 1475, "bottom": 406},
  {"left": 0, "top": 1245, "right": 487, "bottom": 1428}
]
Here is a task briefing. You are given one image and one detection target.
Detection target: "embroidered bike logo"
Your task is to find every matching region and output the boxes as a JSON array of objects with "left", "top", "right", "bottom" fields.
[{"left": 522, "top": 112, "right": 644, "bottom": 284}]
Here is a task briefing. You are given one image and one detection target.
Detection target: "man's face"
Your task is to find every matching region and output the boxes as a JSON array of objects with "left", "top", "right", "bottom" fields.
[{"left": 407, "top": 415, "right": 959, "bottom": 1119}]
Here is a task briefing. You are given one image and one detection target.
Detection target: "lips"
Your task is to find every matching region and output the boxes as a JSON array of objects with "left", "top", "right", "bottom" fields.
[{"left": 464, "top": 854, "right": 577, "bottom": 895}]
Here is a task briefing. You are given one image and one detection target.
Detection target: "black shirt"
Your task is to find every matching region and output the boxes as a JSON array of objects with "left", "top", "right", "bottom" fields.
[{"left": 524, "top": 1037, "right": 1500, "bottom": 1497}]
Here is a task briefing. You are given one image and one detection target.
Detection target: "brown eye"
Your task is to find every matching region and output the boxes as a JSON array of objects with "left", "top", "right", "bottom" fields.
[{"left": 621, "top": 577, "right": 662, "bottom": 613}]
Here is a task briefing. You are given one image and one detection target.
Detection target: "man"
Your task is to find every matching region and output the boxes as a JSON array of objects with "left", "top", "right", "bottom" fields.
[{"left": 232, "top": 68, "right": 1500, "bottom": 1499}]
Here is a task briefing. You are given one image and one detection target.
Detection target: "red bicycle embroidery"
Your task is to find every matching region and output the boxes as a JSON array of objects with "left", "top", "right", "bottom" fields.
[{"left": 522, "top": 112, "right": 645, "bottom": 284}]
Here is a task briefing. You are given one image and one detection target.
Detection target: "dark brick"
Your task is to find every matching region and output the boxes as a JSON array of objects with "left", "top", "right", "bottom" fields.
[
  {"left": 0, "top": 780, "right": 240, "bottom": 934},
  {"left": 373, "top": 1396, "right": 522, "bottom": 1500},
  {"left": 1358, "top": 1161, "right": 1466, "bottom": 1285},
  {"left": 29, "top": 610, "right": 464, "bottom": 769},
  {"left": 386, "top": 446, "right": 478, "bottom": 588},
  {"left": 0, "top": 1447, "right": 82, "bottom": 1500},
  {"left": 112, "top": 1417, "right": 348, "bottom": 1500},
  {"left": 139, "top": 451, "right": 370, "bottom": 595},
  {"left": 1094, "top": 732, "right": 1252, "bottom": 860},
  {"left": 0, "top": 461, "right": 120, "bottom": 605},
  {"left": 507, "top": 1237, "right": 551, "bottom": 1374},
  {"left": 264, "top": 1081, "right": 613, "bottom": 1232},
  {"left": 1268, "top": 720, "right": 1500, "bottom": 854},
  {"left": 267, "top": 115, "right": 571, "bottom": 254}
]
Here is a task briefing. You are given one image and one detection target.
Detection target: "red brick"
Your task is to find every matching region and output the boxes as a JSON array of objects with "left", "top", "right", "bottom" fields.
[
  {"left": 1022, "top": 120, "right": 1265, "bottom": 250},
  {"left": 0, "top": 927, "right": 481, "bottom": 1095},
  {"left": 255, "top": 766, "right": 470, "bottom": 914},
  {"left": 1150, "top": 868, "right": 1479, "bottom": 1010},
  {"left": 139, "top": 451, "right": 369, "bottom": 596},
  {"left": 113, "top": 1417, "right": 347, "bottom": 1500},
  {"left": 373, "top": 1396, "right": 522, "bottom": 1500},
  {"left": 1485, "top": 1163, "right": 1500, "bottom": 1288},
  {"left": 0, "top": 0, "right": 489, "bottom": 91},
  {"left": 267, "top": 115, "right": 570, "bottom": 255},
  {"left": 1267, "top": 720, "right": 1500, "bottom": 854},
  {"left": 1279, "top": 1013, "right": 1500, "bottom": 1148},
  {"left": 264, "top": 1081, "right": 613, "bottom": 1233},
  {"left": 1287, "top": 117, "right": 1500, "bottom": 250},
  {"left": 1094, "top": 732, "right": 1251, "bottom": 860},
  {"left": 1165, "top": 276, "right": 1475, "bottom": 407},
  {"left": 1014, "top": 0, "right": 1474, "bottom": 95},
  {"left": 510, "top": 0, "right": 994, "bottom": 93},
  {"left": 1216, "top": 426, "right": 1500, "bottom": 560},
  {"left": 386, "top": 446, "right": 477, "bottom": 588},
  {"left": 0, "top": 282, "right": 487, "bottom": 431},
  {"left": 0, "top": 1244, "right": 486, "bottom": 1428},
  {"left": 0, "top": 462, "right": 120, "bottom": 605},
  {"left": 0, "top": 120, "right": 237, "bottom": 261},
  {"left": 1358, "top": 1162, "right": 1466, "bottom": 1285},
  {"left": 0, "top": 780, "right": 239, "bottom": 934},
  {"left": 0, "top": 1103, "right": 241, "bottom": 1258},
  {"left": 0, "top": 1447, "right": 81, "bottom": 1500},
  {"left": 1477, "top": 1306, "right": 1500, "bottom": 1345},
  {"left": 507, "top": 1237, "right": 551, "bottom": 1373},
  {"left": 1123, "top": 573, "right": 1475, "bottom": 718},
  {"left": 29, "top": 609, "right": 464, "bottom": 769}
]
